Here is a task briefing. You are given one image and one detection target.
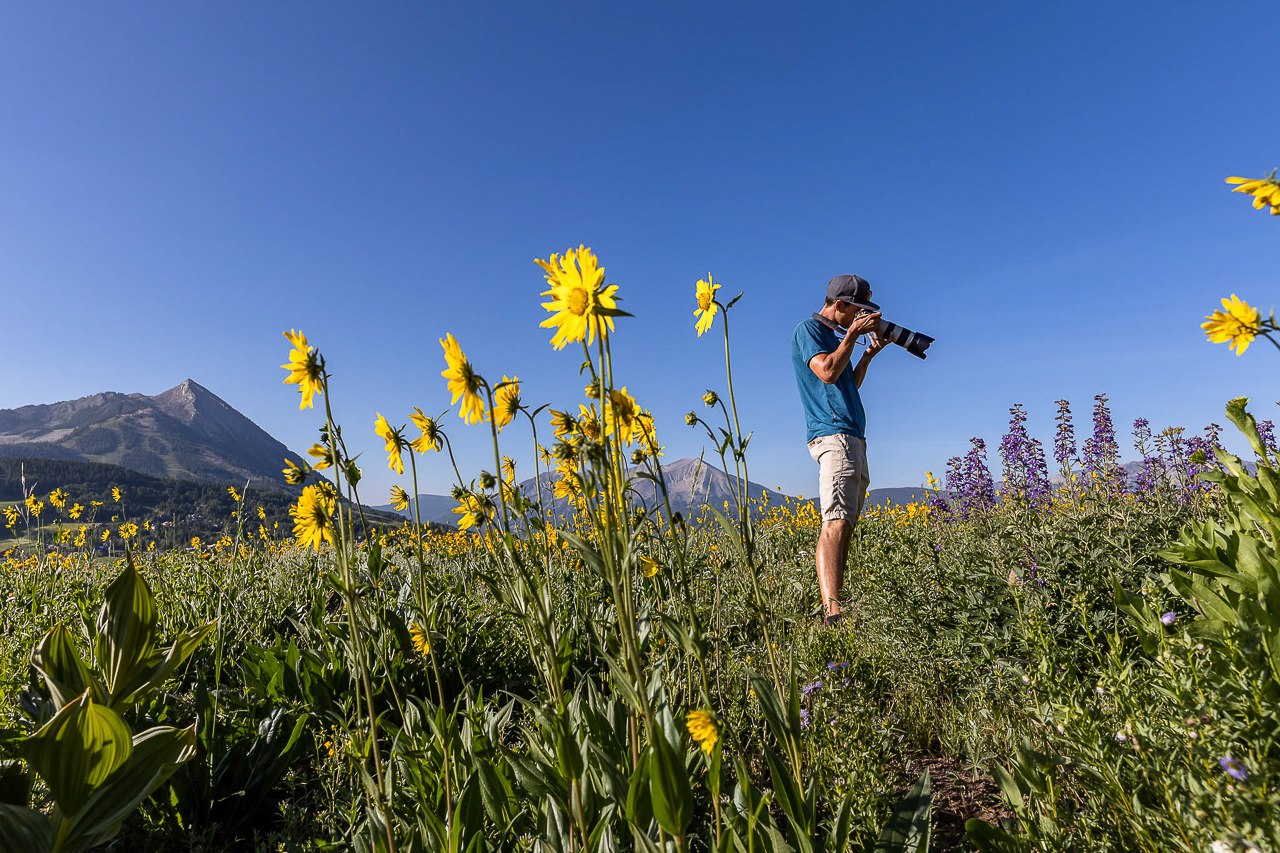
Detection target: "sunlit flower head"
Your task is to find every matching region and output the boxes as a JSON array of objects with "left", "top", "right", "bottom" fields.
[
  {"left": 577, "top": 404, "right": 601, "bottom": 441},
  {"left": 307, "top": 443, "right": 337, "bottom": 471},
  {"left": 553, "top": 469, "right": 583, "bottom": 501},
  {"left": 440, "top": 334, "right": 486, "bottom": 424},
  {"left": 390, "top": 484, "right": 412, "bottom": 512},
  {"left": 452, "top": 493, "right": 493, "bottom": 530},
  {"left": 501, "top": 455, "right": 517, "bottom": 483},
  {"left": 604, "top": 387, "right": 639, "bottom": 443},
  {"left": 283, "top": 457, "right": 311, "bottom": 485},
  {"left": 2, "top": 506, "right": 18, "bottom": 527},
  {"left": 490, "top": 376, "right": 522, "bottom": 432},
  {"left": 49, "top": 488, "right": 66, "bottom": 509},
  {"left": 631, "top": 409, "right": 660, "bottom": 454},
  {"left": 281, "top": 330, "right": 326, "bottom": 410},
  {"left": 118, "top": 522, "right": 138, "bottom": 540},
  {"left": 409, "top": 407, "right": 443, "bottom": 453},
  {"left": 550, "top": 408, "right": 578, "bottom": 439},
  {"left": 1226, "top": 174, "right": 1280, "bottom": 215},
  {"left": 290, "top": 483, "right": 336, "bottom": 550},
  {"left": 68, "top": 503, "right": 83, "bottom": 519},
  {"left": 375, "top": 413, "right": 408, "bottom": 475},
  {"left": 640, "top": 556, "right": 660, "bottom": 578},
  {"left": 111, "top": 487, "right": 122, "bottom": 503},
  {"left": 537, "top": 245, "right": 621, "bottom": 349},
  {"left": 409, "top": 623, "right": 432, "bottom": 657},
  {"left": 227, "top": 486, "right": 242, "bottom": 502},
  {"left": 685, "top": 710, "right": 719, "bottom": 755},
  {"left": 702, "top": 390, "right": 718, "bottom": 407},
  {"left": 1202, "top": 294, "right": 1259, "bottom": 355},
  {"left": 694, "top": 274, "right": 721, "bottom": 337}
]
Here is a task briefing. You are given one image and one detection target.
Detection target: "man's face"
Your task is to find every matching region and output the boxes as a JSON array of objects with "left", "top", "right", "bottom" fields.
[{"left": 834, "top": 298, "right": 869, "bottom": 328}]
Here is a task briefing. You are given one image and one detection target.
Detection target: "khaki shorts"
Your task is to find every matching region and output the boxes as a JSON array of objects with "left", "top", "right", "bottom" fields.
[{"left": 807, "top": 434, "right": 870, "bottom": 524}]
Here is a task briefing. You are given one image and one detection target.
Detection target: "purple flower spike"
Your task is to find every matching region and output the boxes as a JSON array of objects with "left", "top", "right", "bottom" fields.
[
  {"left": 1219, "top": 756, "right": 1248, "bottom": 781},
  {"left": 799, "top": 709, "right": 810, "bottom": 729},
  {"left": 1160, "top": 611, "right": 1176, "bottom": 626}
]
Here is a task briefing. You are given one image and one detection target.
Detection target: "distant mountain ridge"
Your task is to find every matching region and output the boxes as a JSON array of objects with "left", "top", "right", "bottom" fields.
[
  {"left": 0, "top": 380, "right": 304, "bottom": 488},
  {"left": 375, "top": 457, "right": 928, "bottom": 526}
]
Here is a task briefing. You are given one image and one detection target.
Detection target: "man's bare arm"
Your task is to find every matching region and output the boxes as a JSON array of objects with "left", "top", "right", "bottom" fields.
[{"left": 808, "top": 312, "right": 881, "bottom": 384}]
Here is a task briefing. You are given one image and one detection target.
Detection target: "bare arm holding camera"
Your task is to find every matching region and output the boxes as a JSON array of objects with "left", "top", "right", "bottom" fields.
[{"left": 807, "top": 310, "right": 882, "bottom": 385}]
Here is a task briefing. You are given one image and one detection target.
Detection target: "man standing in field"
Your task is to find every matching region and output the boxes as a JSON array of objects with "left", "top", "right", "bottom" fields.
[{"left": 791, "top": 274, "right": 885, "bottom": 626}]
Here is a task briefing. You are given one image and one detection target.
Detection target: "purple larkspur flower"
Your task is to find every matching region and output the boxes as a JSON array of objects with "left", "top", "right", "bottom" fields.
[
  {"left": 1054, "top": 399, "right": 1078, "bottom": 475},
  {"left": 1160, "top": 611, "right": 1176, "bottom": 626},
  {"left": 1258, "top": 419, "right": 1278, "bottom": 456},
  {"left": 799, "top": 709, "right": 810, "bottom": 729},
  {"left": 802, "top": 681, "right": 823, "bottom": 696},
  {"left": 1082, "top": 393, "right": 1119, "bottom": 481},
  {"left": 1219, "top": 756, "right": 1248, "bottom": 781},
  {"left": 1000, "top": 404, "right": 1051, "bottom": 506}
]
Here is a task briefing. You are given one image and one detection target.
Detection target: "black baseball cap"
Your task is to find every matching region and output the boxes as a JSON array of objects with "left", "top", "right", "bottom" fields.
[{"left": 827, "top": 274, "right": 879, "bottom": 311}]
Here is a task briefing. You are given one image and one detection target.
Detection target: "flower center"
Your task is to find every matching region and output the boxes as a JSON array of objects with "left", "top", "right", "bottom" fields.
[
  {"left": 698, "top": 293, "right": 712, "bottom": 311},
  {"left": 567, "top": 287, "right": 590, "bottom": 316}
]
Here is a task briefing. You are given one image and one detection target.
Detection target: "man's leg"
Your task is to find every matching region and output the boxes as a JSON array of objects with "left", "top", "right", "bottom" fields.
[{"left": 817, "top": 518, "right": 852, "bottom": 618}]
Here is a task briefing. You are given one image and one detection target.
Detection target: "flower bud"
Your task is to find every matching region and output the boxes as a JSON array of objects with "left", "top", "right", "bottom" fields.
[
  {"left": 584, "top": 379, "right": 601, "bottom": 399},
  {"left": 702, "top": 390, "right": 719, "bottom": 407},
  {"left": 479, "top": 470, "right": 496, "bottom": 490},
  {"left": 686, "top": 412, "right": 698, "bottom": 426}
]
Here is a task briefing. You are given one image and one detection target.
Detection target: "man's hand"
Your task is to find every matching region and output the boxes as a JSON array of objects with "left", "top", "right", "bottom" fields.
[
  {"left": 847, "top": 311, "right": 881, "bottom": 338},
  {"left": 864, "top": 329, "right": 887, "bottom": 357}
]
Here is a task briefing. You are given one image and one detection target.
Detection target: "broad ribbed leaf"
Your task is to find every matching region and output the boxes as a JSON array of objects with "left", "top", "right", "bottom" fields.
[
  {"left": 95, "top": 557, "right": 159, "bottom": 708},
  {"left": 0, "top": 803, "right": 53, "bottom": 852},
  {"left": 111, "top": 622, "right": 215, "bottom": 708},
  {"left": 31, "top": 625, "right": 96, "bottom": 712},
  {"left": 647, "top": 726, "right": 691, "bottom": 836},
  {"left": 874, "top": 769, "right": 931, "bottom": 853},
  {"left": 59, "top": 725, "right": 196, "bottom": 853},
  {"left": 22, "top": 693, "right": 132, "bottom": 816}
]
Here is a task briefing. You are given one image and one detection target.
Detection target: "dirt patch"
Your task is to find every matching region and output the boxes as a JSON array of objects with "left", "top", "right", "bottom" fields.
[{"left": 902, "top": 755, "right": 1015, "bottom": 851}]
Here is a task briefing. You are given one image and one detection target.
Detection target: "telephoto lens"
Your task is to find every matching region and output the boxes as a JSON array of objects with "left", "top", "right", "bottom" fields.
[{"left": 875, "top": 318, "right": 934, "bottom": 359}]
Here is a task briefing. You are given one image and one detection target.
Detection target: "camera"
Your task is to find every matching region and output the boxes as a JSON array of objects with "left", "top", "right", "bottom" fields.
[{"left": 813, "top": 310, "right": 935, "bottom": 360}]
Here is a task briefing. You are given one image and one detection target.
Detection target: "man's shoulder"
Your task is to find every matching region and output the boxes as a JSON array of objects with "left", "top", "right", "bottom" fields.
[{"left": 792, "top": 316, "right": 831, "bottom": 351}]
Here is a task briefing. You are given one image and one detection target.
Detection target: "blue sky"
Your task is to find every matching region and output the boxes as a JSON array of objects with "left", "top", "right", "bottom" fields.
[{"left": 1, "top": 2, "right": 1276, "bottom": 501}]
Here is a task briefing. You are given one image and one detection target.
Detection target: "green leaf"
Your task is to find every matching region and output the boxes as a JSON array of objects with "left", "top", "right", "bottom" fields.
[
  {"left": 647, "top": 724, "right": 692, "bottom": 836},
  {"left": 59, "top": 725, "right": 196, "bottom": 851},
  {"left": 964, "top": 818, "right": 1023, "bottom": 853},
  {"left": 22, "top": 692, "right": 133, "bottom": 816},
  {"left": 112, "top": 622, "right": 216, "bottom": 708},
  {"left": 95, "top": 556, "right": 160, "bottom": 708},
  {"left": 31, "top": 625, "right": 99, "bottom": 712},
  {"left": 0, "top": 804, "right": 52, "bottom": 853},
  {"left": 874, "top": 769, "right": 931, "bottom": 853}
]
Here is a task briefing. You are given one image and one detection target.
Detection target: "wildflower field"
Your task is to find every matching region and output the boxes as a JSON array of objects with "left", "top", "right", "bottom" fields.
[{"left": 2, "top": 182, "right": 1279, "bottom": 852}]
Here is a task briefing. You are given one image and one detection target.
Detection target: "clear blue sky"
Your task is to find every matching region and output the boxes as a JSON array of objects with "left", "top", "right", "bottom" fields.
[{"left": 2, "top": 2, "right": 1276, "bottom": 501}]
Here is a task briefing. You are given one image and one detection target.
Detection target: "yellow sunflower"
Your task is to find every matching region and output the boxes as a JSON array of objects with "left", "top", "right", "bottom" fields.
[
  {"left": 390, "top": 485, "right": 412, "bottom": 512},
  {"left": 501, "top": 455, "right": 517, "bottom": 483},
  {"left": 409, "top": 407, "right": 443, "bottom": 453},
  {"left": 290, "top": 484, "right": 335, "bottom": 550},
  {"left": 537, "top": 245, "right": 621, "bottom": 349},
  {"left": 694, "top": 274, "right": 720, "bottom": 337},
  {"left": 440, "top": 334, "right": 486, "bottom": 424},
  {"left": 283, "top": 458, "right": 311, "bottom": 485},
  {"left": 603, "top": 387, "right": 640, "bottom": 443},
  {"left": 281, "top": 329, "right": 326, "bottom": 410},
  {"left": 549, "top": 408, "right": 578, "bottom": 439},
  {"left": 640, "top": 556, "right": 660, "bottom": 578},
  {"left": 307, "top": 443, "right": 337, "bottom": 471},
  {"left": 577, "top": 404, "right": 601, "bottom": 441},
  {"left": 490, "top": 376, "right": 522, "bottom": 432},
  {"left": 1202, "top": 294, "right": 1259, "bottom": 355},
  {"left": 409, "top": 623, "right": 432, "bottom": 657},
  {"left": 553, "top": 469, "right": 583, "bottom": 501},
  {"left": 452, "top": 493, "right": 493, "bottom": 530},
  {"left": 1226, "top": 175, "right": 1280, "bottom": 215},
  {"left": 685, "top": 710, "right": 719, "bottom": 755},
  {"left": 375, "top": 413, "right": 407, "bottom": 474}
]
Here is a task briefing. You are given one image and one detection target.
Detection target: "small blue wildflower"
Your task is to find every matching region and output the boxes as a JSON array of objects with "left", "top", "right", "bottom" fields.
[
  {"left": 827, "top": 662, "right": 849, "bottom": 672},
  {"left": 802, "top": 681, "right": 823, "bottom": 696},
  {"left": 799, "top": 709, "right": 810, "bottom": 729},
  {"left": 1220, "top": 756, "right": 1248, "bottom": 781},
  {"left": 1161, "top": 611, "right": 1176, "bottom": 626}
]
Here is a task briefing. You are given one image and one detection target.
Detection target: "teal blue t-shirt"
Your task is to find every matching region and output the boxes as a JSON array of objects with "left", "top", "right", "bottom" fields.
[{"left": 791, "top": 317, "right": 866, "bottom": 442}]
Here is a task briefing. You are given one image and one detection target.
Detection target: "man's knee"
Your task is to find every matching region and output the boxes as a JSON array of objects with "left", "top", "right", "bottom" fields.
[{"left": 820, "top": 518, "right": 854, "bottom": 542}]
